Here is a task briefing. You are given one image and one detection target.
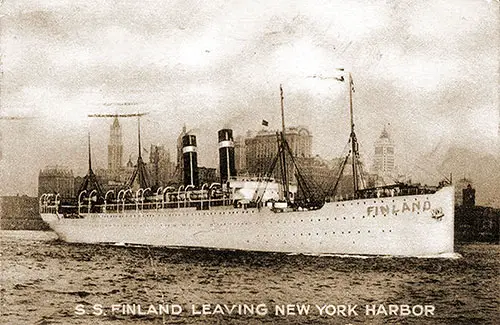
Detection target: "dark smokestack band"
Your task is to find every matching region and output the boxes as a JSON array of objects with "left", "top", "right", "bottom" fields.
[
  {"left": 218, "top": 129, "right": 236, "bottom": 184},
  {"left": 182, "top": 134, "right": 199, "bottom": 187}
]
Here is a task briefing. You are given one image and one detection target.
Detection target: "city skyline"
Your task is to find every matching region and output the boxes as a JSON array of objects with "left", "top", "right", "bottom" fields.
[{"left": 1, "top": 0, "right": 498, "bottom": 204}]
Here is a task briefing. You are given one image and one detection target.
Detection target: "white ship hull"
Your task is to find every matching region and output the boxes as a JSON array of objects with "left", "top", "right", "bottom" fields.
[{"left": 41, "top": 186, "right": 454, "bottom": 257}]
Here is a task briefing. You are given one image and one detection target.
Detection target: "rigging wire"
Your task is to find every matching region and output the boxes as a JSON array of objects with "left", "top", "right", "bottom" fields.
[{"left": 318, "top": 139, "right": 351, "bottom": 196}]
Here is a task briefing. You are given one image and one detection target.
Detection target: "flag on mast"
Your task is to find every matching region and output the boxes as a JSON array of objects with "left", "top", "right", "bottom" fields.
[{"left": 262, "top": 119, "right": 269, "bottom": 127}]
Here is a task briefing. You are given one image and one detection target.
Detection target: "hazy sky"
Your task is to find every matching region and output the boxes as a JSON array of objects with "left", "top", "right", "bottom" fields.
[{"left": 1, "top": 0, "right": 499, "bottom": 196}]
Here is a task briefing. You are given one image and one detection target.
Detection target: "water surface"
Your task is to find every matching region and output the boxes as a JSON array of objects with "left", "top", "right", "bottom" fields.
[{"left": 1, "top": 231, "right": 498, "bottom": 324}]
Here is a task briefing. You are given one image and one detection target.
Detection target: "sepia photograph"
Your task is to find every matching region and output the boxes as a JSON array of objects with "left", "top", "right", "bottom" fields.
[{"left": 1, "top": 0, "right": 499, "bottom": 324}]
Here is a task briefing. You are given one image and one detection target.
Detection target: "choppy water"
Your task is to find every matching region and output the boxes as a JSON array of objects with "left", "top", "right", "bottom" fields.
[{"left": 1, "top": 230, "right": 498, "bottom": 325}]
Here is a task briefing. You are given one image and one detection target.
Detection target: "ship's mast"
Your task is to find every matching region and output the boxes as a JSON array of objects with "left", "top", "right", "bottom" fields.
[
  {"left": 279, "top": 84, "right": 290, "bottom": 202},
  {"left": 135, "top": 114, "right": 149, "bottom": 189},
  {"left": 137, "top": 115, "right": 142, "bottom": 159},
  {"left": 280, "top": 85, "right": 286, "bottom": 135},
  {"left": 349, "top": 73, "right": 359, "bottom": 196},
  {"left": 130, "top": 113, "right": 152, "bottom": 189},
  {"left": 78, "top": 130, "right": 104, "bottom": 196},
  {"left": 87, "top": 131, "right": 92, "bottom": 172},
  {"left": 317, "top": 70, "right": 366, "bottom": 200}
]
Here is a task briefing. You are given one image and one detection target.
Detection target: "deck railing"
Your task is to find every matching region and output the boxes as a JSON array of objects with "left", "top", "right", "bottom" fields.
[{"left": 40, "top": 183, "right": 233, "bottom": 215}]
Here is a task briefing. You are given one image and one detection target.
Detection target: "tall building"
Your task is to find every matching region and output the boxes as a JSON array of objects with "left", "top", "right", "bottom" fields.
[
  {"left": 234, "top": 135, "right": 247, "bottom": 175},
  {"left": 38, "top": 166, "right": 75, "bottom": 198},
  {"left": 372, "top": 127, "right": 395, "bottom": 183},
  {"left": 108, "top": 117, "right": 123, "bottom": 173},
  {"left": 148, "top": 144, "right": 176, "bottom": 187},
  {"left": 455, "top": 177, "right": 474, "bottom": 207},
  {"left": 244, "top": 126, "right": 313, "bottom": 179}
]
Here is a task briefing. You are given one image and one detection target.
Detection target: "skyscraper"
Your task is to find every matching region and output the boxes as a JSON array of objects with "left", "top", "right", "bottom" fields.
[
  {"left": 234, "top": 135, "right": 247, "bottom": 174},
  {"left": 108, "top": 117, "right": 123, "bottom": 173},
  {"left": 148, "top": 144, "right": 175, "bottom": 187},
  {"left": 372, "top": 126, "right": 395, "bottom": 183}
]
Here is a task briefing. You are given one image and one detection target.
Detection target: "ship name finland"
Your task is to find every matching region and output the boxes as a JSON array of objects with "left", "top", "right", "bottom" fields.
[{"left": 366, "top": 200, "right": 431, "bottom": 216}]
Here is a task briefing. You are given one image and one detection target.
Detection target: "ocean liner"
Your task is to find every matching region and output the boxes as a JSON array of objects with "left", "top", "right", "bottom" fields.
[{"left": 40, "top": 74, "right": 455, "bottom": 257}]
